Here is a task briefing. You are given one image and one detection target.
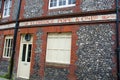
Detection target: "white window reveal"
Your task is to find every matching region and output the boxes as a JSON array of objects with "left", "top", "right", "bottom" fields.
[
  {"left": 3, "top": 0, "right": 12, "bottom": 18},
  {"left": 46, "top": 33, "right": 72, "bottom": 64},
  {"left": 3, "top": 36, "right": 13, "bottom": 58},
  {"left": 49, "top": 0, "right": 76, "bottom": 9}
]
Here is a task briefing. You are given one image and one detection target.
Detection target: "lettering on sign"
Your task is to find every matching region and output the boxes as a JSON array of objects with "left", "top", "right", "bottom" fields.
[
  {"left": 20, "top": 14, "right": 116, "bottom": 27},
  {"left": 0, "top": 14, "right": 116, "bottom": 30},
  {"left": 0, "top": 23, "right": 15, "bottom": 29}
]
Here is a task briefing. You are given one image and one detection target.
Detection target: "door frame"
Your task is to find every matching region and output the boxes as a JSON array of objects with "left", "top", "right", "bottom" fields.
[{"left": 17, "top": 34, "right": 33, "bottom": 79}]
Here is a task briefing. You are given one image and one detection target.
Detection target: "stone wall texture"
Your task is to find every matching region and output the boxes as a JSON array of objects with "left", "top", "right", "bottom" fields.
[
  {"left": 0, "top": 34, "right": 8, "bottom": 76},
  {"left": 45, "top": 68, "right": 68, "bottom": 80},
  {"left": 76, "top": 24, "right": 115, "bottom": 80},
  {"left": 30, "top": 29, "right": 43, "bottom": 80},
  {"left": 0, "top": 60, "right": 9, "bottom": 75},
  {"left": 48, "top": 9, "right": 73, "bottom": 16},
  {"left": 24, "top": 0, "right": 44, "bottom": 19},
  {"left": 12, "top": 0, "right": 19, "bottom": 20},
  {"left": 80, "top": 0, "right": 114, "bottom": 12}
]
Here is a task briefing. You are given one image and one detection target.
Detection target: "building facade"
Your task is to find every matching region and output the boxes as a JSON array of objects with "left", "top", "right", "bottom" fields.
[{"left": 0, "top": 0, "right": 119, "bottom": 80}]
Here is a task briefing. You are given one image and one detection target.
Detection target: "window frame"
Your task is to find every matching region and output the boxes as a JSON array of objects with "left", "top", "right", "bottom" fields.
[
  {"left": 3, "top": 36, "right": 13, "bottom": 58},
  {"left": 49, "top": 0, "right": 76, "bottom": 9},
  {"left": 20, "top": 34, "right": 33, "bottom": 62},
  {"left": 2, "top": 0, "right": 12, "bottom": 18}
]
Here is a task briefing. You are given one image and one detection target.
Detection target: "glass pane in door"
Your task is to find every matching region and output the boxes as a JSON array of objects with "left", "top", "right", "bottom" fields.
[
  {"left": 22, "top": 44, "right": 26, "bottom": 61},
  {"left": 27, "top": 44, "right": 32, "bottom": 62}
]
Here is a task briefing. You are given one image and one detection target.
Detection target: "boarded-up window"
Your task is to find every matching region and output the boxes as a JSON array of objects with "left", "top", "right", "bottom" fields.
[{"left": 46, "top": 33, "right": 72, "bottom": 64}]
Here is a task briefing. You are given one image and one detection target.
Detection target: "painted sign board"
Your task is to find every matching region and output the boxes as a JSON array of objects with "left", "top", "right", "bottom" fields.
[
  {"left": 0, "top": 14, "right": 116, "bottom": 30},
  {"left": 19, "top": 14, "right": 116, "bottom": 27},
  {"left": 0, "top": 23, "right": 15, "bottom": 29}
]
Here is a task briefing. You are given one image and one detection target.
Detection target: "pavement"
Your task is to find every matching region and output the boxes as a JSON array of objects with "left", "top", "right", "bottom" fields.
[{"left": 0, "top": 78, "right": 9, "bottom": 80}]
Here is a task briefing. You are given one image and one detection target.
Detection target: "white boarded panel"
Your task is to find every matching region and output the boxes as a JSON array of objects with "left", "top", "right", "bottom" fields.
[
  {"left": 46, "top": 49, "right": 71, "bottom": 64},
  {"left": 46, "top": 33, "right": 72, "bottom": 64}
]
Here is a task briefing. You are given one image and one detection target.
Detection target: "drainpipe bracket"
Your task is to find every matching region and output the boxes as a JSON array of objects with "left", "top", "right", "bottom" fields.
[
  {"left": 117, "top": 73, "right": 120, "bottom": 77},
  {"left": 116, "top": 47, "right": 120, "bottom": 52}
]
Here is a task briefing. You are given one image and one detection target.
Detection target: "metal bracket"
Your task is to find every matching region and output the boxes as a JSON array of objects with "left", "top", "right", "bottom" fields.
[
  {"left": 116, "top": 47, "right": 120, "bottom": 52},
  {"left": 118, "top": 73, "right": 120, "bottom": 78}
]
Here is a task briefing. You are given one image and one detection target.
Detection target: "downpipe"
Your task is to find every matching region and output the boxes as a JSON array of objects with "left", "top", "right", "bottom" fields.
[
  {"left": 116, "top": 0, "right": 120, "bottom": 80},
  {"left": 9, "top": 0, "right": 22, "bottom": 79}
]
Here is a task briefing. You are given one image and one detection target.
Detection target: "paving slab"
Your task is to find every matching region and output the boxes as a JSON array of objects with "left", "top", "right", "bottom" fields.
[{"left": 0, "top": 78, "right": 9, "bottom": 80}]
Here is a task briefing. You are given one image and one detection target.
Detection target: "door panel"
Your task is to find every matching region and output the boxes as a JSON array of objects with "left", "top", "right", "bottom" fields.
[{"left": 17, "top": 35, "right": 32, "bottom": 79}]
